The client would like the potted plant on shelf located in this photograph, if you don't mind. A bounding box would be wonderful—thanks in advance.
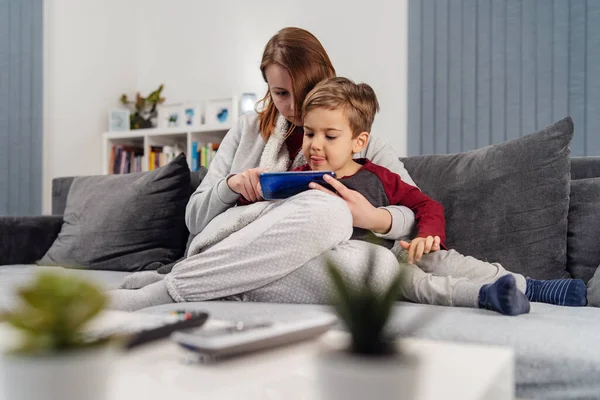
[0,272,115,400]
[120,84,166,129]
[317,243,424,400]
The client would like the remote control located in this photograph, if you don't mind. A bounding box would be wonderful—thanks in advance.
[124,311,209,350]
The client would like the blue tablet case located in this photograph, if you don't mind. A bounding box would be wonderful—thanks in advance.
[260,171,336,200]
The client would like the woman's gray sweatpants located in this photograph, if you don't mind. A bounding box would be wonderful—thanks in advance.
[164,191,527,308]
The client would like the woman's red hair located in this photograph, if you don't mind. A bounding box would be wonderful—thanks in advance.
[258,27,336,140]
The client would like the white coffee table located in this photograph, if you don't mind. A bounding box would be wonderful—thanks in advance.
[0,311,514,400]
[108,323,513,400]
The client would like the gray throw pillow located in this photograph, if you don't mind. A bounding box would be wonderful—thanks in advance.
[401,117,573,279]
[567,177,600,282]
[39,154,191,271]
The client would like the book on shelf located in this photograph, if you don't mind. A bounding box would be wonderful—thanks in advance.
[148,145,185,171]
[110,145,144,174]
[191,142,220,172]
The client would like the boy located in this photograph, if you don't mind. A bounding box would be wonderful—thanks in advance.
[296,77,586,315]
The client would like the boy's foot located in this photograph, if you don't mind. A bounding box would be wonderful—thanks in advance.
[479,275,531,316]
[525,278,587,306]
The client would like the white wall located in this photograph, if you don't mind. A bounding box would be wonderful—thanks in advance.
[136,0,408,152]
[43,0,140,213]
[43,0,408,214]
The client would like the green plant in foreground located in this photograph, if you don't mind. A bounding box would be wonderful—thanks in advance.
[327,247,403,356]
[1,272,108,355]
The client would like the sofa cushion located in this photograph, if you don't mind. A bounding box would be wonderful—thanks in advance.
[51,167,208,216]
[571,157,600,180]
[51,176,75,215]
[567,177,600,281]
[0,265,130,311]
[39,154,191,272]
[401,117,573,279]
[142,301,600,399]
[0,216,63,265]
[586,265,600,306]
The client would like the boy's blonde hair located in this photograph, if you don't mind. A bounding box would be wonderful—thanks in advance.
[302,77,380,138]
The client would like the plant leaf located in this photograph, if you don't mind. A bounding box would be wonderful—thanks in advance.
[4,310,52,333]
[326,261,354,329]
[146,84,164,104]
[5,272,108,354]
[63,285,107,332]
[375,269,403,335]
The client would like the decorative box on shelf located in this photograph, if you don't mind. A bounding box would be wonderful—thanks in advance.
[102,124,232,175]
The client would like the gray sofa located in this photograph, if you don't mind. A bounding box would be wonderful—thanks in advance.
[1,118,600,399]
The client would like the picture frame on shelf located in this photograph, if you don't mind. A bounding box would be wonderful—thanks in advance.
[239,93,257,115]
[182,104,203,128]
[205,98,234,125]
[158,103,184,128]
[108,109,130,132]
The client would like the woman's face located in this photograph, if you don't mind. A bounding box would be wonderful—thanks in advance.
[265,64,301,126]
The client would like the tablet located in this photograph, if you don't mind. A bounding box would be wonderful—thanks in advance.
[259,171,336,200]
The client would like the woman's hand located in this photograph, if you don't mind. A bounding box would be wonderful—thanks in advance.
[227,168,266,203]
[399,236,441,264]
[309,174,392,233]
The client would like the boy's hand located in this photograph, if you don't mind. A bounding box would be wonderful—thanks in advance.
[399,236,441,264]
[309,174,390,233]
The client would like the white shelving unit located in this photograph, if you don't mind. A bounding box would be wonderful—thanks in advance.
[102,124,232,174]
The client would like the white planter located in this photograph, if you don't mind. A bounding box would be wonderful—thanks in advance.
[316,336,422,400]
[0,345,115,400]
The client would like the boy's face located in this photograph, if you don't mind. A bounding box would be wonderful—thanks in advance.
[302,107,368,176]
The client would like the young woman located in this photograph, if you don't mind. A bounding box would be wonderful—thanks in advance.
[110,27,420,310]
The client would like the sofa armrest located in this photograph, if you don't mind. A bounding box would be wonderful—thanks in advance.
[0,216,63,265]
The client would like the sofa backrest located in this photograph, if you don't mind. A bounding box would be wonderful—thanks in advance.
[567,157,600,282]
[51,168,208,215]
[571,157,600,180]
[50,158,600,214]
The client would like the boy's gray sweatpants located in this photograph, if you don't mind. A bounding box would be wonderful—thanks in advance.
[164,191,527,307]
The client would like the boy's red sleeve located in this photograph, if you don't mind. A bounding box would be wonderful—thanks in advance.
[237,196,251,206]
[366,163,446,243]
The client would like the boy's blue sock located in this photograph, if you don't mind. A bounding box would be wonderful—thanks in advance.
[525,278,587,306]
[478,275,530,316]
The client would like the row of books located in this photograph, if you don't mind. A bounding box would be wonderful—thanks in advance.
[148,145,185,171]
[109,145,144,174]
[109,142,219,174]
[191,142,220,171]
